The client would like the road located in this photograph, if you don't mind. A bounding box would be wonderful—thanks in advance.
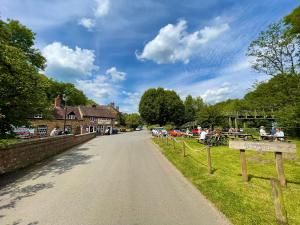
[0,131,231,225]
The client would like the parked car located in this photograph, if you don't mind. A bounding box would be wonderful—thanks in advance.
[152,127,167,136]
[192,129,201,136]
[13,126,34,139]
[112,128,119,134]
[169,129,184,137]
[135,126,143,131]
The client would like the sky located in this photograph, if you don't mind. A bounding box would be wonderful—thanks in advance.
[1,0,299,112]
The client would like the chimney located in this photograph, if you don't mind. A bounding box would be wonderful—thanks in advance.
[54,96,62,108]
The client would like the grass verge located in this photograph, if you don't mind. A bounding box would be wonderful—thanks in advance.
[153,137,300,225]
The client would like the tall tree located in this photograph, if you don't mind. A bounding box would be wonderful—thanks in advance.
[139,88,184,126]
[0,19,49,136]
[247,21,299,76]
[184,95,205,123]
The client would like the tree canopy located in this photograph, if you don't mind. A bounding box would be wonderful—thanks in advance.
[0,19,49,136]
[139,88,184,126]
[247,21,299,76]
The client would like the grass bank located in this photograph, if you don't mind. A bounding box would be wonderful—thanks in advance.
[153,137,300,225]
[0,138,23,148]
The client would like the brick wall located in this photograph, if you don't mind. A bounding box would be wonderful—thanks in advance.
[0,133,96,174]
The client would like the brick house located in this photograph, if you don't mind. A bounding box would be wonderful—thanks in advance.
[30,97,119,136]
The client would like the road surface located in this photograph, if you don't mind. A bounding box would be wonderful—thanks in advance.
[0,131,231,225]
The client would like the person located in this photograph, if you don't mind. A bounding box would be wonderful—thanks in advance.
[274,128,284,141]
[50,127,58,136]
[199,128,208,143]
[259,126,267,136]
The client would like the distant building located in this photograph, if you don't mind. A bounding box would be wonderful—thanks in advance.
[30,96,120,137]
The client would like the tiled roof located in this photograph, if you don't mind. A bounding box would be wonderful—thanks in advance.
[54,106,82,120]
[78,105,117,119]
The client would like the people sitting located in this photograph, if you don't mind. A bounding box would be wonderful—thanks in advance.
[199,128,208,143]
[259,126,267,139]
[274,128,284,141]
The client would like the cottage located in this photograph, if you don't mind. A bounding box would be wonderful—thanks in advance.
[30,97,119,137]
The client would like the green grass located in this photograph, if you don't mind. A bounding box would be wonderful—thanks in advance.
[0,138,23,148]
[153,137,300,225]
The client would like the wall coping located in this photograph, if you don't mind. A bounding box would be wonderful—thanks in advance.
[0,133,95,150]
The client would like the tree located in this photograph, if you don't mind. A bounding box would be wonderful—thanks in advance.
[39,74,89,106]
[139,88,184,126]
[247,21,299,76]
[184,95,205,123]
[124,113,142,129]
[285,5,300,37]
[197,105,225,129]
[0,19,49,136]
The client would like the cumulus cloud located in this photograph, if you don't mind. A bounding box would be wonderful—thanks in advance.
[42,42,97,81]
[76,75,117,100]
[201,83,235,104]
[78,17,96,30]
[94,0,110,17]
[76,66,126,102]
[121,91,141,113]
[106,67,126,82]
[136,19,229,64]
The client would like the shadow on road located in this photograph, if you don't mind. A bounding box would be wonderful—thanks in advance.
[0,144,94,217]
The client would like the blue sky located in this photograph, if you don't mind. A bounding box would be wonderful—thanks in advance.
[1,0,299,112]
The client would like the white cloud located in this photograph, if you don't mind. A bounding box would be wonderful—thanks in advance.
[201,83,235,104]
[76,66,127,103]
[121,91,141,113]
[137,19,229,64]
[106,67,126,82]
[78,17,96,30]
[42,42,97,81]
[76,75,117,100]
[94,0,110,17]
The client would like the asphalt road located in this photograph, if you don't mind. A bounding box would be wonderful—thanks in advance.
[0,131,231,225]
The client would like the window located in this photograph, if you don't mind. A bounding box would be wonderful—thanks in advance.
[33,114,43,119]
[37,125,47,136]
[67,112,76,120]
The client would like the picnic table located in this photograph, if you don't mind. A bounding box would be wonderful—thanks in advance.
[261,135,288,142]
[225,132,254,141]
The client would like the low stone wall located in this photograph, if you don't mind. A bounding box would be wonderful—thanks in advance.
[0,133,96,174]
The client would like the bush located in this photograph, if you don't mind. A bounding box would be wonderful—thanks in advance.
[243,128,259,137]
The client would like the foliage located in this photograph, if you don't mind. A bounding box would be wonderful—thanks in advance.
[139,88,184,126]
[39,74,89,106]
[244,73,300,111]
[285,5,300,37]
[154,137,300,225]
[184,95,205,123]
[124,113,142,129]
[247,20,299,76]
[0,19,49,136]
[197,105,225,128]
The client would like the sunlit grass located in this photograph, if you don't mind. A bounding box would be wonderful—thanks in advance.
[153,137,300,225]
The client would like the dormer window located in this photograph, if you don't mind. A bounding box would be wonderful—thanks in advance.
[67,112,76,120]
[34,114,43,119]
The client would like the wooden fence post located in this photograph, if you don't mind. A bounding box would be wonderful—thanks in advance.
[240,149,248,182]
[173,138,176,150]
[207,146,212,174]
[271,179,288,224]
[275,152,286,187]
[183,142,186,157]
